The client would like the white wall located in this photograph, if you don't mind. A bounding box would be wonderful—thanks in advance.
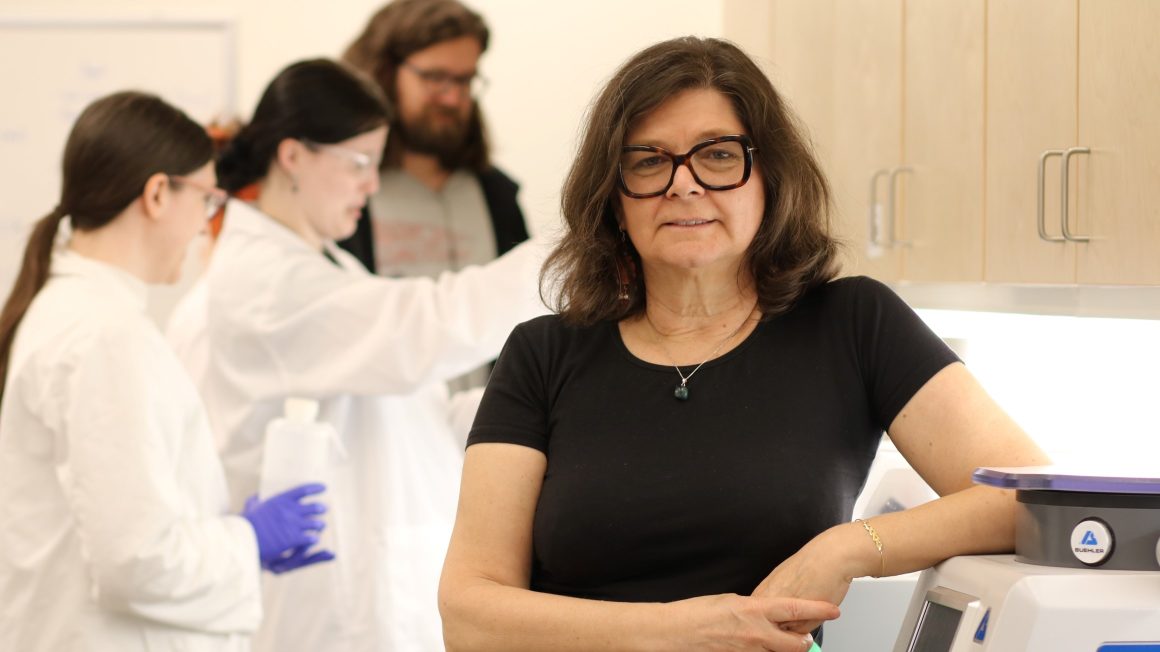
[0,0,724,236]
[917,309,1160,468]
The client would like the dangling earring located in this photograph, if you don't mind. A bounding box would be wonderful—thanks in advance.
[617,269,630,301]
[616,229,636,302]
[289,175,299,193]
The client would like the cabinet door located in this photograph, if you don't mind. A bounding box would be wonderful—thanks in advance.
[729,0,898,280]
[985,0,1077,283]
[901,0,985,282]
[1076,0,1160,284]
[764,0,835,167]
[830,0,904,281]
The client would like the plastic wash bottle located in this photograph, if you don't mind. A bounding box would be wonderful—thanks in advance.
[259,397,344,551]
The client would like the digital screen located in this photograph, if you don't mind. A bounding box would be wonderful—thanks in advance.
[909,601,964,652]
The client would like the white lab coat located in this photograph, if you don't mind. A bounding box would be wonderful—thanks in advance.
[187,200,548,652]
[0,250,262,652]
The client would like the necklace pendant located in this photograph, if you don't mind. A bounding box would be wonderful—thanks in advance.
[674,384,689,401]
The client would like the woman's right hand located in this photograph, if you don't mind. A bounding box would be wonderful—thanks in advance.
[661,593,837,651]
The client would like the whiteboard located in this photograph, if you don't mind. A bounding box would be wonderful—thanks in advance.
[0,14,235,325]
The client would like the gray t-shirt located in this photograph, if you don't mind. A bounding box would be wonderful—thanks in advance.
[368,169,497,392]
[369,169,496,279]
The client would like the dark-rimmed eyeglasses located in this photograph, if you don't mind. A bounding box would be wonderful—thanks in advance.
[169,175,228,221]
[618,134,758,199]
[401,61,488,98]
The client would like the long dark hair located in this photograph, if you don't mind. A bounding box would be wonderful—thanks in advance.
[342,0,491,171]
[217,59,391,193]
[544,36,842,326]
[0,91,213,404]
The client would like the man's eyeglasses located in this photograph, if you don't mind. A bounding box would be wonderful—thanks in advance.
[301,140,381,177]
[401,61,488,98]
[618,134,758,199]
[169,175,228,221]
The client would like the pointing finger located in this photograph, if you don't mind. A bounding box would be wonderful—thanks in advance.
[759,597,839,626]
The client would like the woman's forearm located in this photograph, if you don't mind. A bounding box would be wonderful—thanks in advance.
[846,486,1020,578]
[439,579,668,652]
[440,577,834,652]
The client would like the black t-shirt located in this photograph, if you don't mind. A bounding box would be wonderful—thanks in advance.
[468,276,959,603]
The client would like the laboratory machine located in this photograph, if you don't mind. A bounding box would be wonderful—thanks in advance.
[892,467,1160,652]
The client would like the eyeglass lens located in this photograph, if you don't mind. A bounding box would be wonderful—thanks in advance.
[620,139,748,196]
[304,141,378,175]
[406,63,486,97]
[170,175,226,220]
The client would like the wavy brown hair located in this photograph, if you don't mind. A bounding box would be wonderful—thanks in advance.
[544,36,841,326]
[342,0,491,171]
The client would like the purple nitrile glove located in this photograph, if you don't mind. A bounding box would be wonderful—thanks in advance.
[267,543,336,574]
[241,483,331,571]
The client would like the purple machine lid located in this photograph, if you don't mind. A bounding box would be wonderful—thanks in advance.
[974,466,1160,494]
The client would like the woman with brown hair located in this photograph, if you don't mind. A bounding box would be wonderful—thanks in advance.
[439,37,1049,651]
[0,89,336,649]
[0,91,331,651]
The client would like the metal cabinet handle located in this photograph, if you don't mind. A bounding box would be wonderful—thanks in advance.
[868,169,890,245]
[1060,146,1091,242]
[1037,149,1065,242]
[886,166,913,247]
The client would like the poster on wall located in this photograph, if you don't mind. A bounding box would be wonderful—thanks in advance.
[0,14,235,325]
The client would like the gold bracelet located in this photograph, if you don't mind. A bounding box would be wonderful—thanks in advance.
[854,518,886,578]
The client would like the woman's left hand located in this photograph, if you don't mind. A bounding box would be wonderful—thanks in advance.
[751,523,875,634]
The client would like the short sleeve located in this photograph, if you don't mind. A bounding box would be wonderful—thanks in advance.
[466,320,552,453]
[848,277,961,429]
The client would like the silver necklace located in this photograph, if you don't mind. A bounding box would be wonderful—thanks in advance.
[645,308,754,401]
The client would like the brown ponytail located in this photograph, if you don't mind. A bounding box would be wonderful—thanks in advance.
[0,91,212,406]
[0,207,65,401]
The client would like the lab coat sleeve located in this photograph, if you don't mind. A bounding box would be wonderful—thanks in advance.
[231,236,551,399]
[60,320,262,633]
[448,386,486,448]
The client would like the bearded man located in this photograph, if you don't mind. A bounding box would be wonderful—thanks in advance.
[341,0,530,391]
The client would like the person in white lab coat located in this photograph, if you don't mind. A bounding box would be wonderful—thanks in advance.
[0,91,335,652]
[178,59,548,652]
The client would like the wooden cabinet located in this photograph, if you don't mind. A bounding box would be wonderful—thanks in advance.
[902,0,985,282]
[726,0,1160,286]
[830,0,905,281]
[728,0,984,282]
[987,0,1160,285]
[985,0,1077,283]
[1075,0,1160,284]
